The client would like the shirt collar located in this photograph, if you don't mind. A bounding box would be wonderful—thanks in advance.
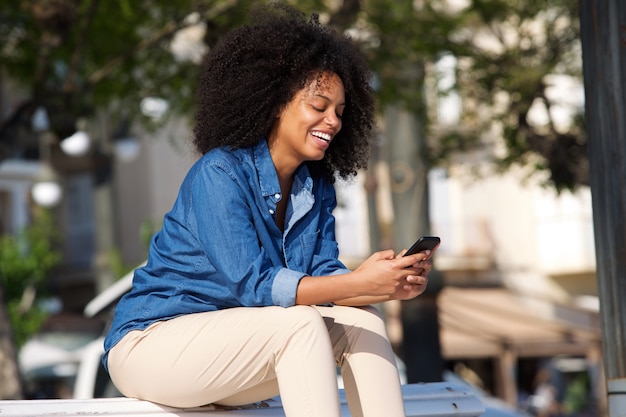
[253,139,281,197]
[252,139,313,197]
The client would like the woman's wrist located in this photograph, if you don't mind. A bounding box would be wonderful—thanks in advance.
[295,272,362,305]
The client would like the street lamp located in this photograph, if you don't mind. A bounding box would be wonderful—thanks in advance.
[112,118,140,163]
[30,166,62,207]
[60,118,91,157]
[60,130,91,157]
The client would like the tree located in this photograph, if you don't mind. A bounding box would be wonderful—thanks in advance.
[426,0,584,192]
[0,290,22,399]
[351,0,584,383]
[0,208,61,348]
[0,208,61,399]
[579,1,626,415]
[0,0,254,156]
[358,0,583,190]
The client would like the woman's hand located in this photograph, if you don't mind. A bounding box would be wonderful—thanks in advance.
[393,249,431,300]
[352,249,431,301]
[296,249,432,306]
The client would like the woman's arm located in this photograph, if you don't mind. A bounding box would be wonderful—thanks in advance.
[295,250,431,306]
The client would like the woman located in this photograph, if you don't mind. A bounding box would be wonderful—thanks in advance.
[104,5,432,417]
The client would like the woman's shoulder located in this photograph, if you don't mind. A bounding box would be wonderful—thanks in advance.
[175,146,260,198]
[188,146,254,176]
[201,146,251,165]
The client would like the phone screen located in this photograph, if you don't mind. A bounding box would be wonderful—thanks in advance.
[403,236,440,259]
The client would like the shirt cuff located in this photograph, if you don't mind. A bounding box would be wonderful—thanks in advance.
[330,268,351,276]
[272,268,306,307]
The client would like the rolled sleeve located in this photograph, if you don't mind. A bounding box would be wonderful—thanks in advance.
[272,268,307,307]
[330,268,351,276]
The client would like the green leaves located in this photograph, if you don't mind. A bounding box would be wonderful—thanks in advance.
[0,0,585,190]
[0,208,61,347]
[430,0,584,190]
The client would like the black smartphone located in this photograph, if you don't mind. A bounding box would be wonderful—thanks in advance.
[403,236,440,259]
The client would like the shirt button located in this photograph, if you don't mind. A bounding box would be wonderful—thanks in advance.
[274,193,281,199]
[269,209,275,215]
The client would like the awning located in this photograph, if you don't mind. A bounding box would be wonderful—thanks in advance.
[438,287,602,359]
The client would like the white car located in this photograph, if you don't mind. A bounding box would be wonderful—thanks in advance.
[19,332,119,399]
[18,268,138,399]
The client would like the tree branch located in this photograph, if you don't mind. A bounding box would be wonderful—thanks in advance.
[64,0,101,95]
[87,0,236,86]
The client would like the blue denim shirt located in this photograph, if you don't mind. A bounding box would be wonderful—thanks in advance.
[103,139,350,366]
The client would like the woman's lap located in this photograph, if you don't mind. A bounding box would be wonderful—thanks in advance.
[107,305,403,416]
[108,306,333,407]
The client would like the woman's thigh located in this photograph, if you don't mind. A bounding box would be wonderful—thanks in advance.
[108,306,332,408]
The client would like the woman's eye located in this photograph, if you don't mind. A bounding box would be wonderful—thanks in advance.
[312,104,343,120]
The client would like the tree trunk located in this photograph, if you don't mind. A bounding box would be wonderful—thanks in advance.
[385,105,445,383]
[0,285,23,399]
[579,1,626,415]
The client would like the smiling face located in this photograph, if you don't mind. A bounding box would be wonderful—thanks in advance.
[268,72,345,177]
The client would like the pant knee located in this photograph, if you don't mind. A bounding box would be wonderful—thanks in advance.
[358,305,385,323]
[285,305,327,331]
[332,305,387,335]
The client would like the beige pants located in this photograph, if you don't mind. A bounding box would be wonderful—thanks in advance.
[108,305,405,417]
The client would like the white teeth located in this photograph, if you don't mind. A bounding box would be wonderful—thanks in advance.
[312,131,331,142]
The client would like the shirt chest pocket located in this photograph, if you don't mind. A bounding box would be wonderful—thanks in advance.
[300,231,319,248]
[286,231,319,271]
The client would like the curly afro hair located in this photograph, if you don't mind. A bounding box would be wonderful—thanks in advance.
[193,3,375,181]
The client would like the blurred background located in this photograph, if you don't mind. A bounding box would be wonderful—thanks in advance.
[0,1,600,416]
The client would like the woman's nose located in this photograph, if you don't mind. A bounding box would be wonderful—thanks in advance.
[325,113,341,128]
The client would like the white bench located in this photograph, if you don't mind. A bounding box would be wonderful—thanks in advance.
[0,383,485,416]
